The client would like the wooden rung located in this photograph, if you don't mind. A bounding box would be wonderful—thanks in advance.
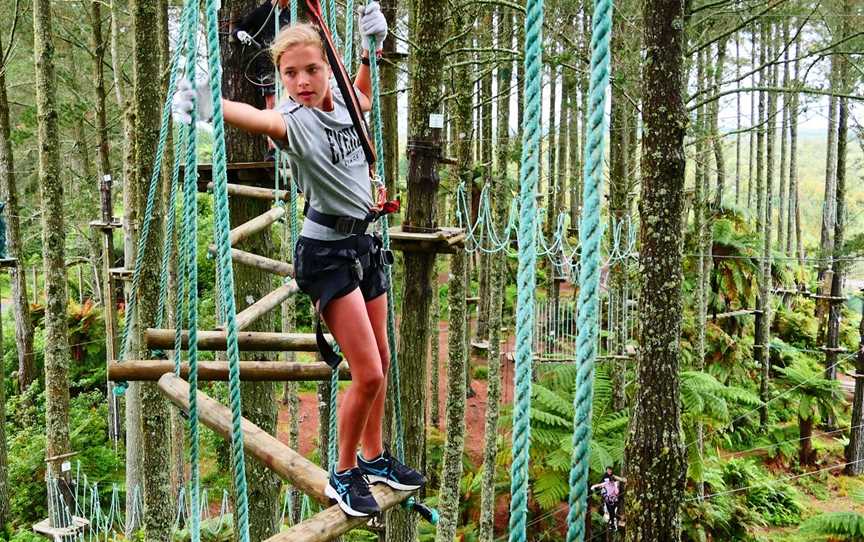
[266,485,413,542]
[157,373,330,502]
[0,258,17,268]
[145,329,329,351]
[210,182,290,201]
[811,294,848,302]
[465,296,480,304]
[108,360,350,381]
[32,517,89,538]
[230,206,286,247]
[234,282,300,331]
[209,246,294,277]
[820,346,848,353]
[712,309,761,319]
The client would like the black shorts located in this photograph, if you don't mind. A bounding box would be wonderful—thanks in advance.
[293,233,390,310]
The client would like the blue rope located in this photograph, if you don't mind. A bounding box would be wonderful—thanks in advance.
[202,0,251,540]
[508,0,543,538]
[565,0,613,539]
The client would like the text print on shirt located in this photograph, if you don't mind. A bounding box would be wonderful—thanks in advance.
[325,126,364,167]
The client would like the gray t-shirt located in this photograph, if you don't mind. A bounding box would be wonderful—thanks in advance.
[274,83,374,240]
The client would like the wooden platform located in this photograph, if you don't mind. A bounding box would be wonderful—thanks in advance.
[184,162,283,191]
[32,516,89,539]
[157,374,415,542]
[108,360,350,381]
[89,219,123,230]
[0,257,17,268]
[109,267,133,281]
[387,226,465,254]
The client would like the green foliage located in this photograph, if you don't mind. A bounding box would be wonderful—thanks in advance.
[800,512,864,541]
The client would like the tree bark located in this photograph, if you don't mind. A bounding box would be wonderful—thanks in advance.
[753,21,767,426]
[845,293,864,475]
[624,0,687,538]
[132,0,173,537]
[711,37,727,209]
[776,20,789,252]
[387,0,447,537]
[818,55,838,272]
[33,0,73,518]
[0,269,7,529]
[430,276,441,428]
[799,415,815,467]
[434,250,468,542]
[0,32,35,394]
[380,0,399,197]
[90,0,111,178]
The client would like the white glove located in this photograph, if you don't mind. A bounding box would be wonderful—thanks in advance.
[358,2,387,50]
[172,77,214,125]
[235,30,254,46]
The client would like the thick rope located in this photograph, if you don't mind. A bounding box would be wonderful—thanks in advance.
[368,39,405,462]
[203,0,251,539]
[508,0,543,538]
[565,0,612,539]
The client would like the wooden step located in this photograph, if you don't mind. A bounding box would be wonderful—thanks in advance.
[209,182,290,202]
[234,281,300,331]
[145,329,328,351]
[209,247,294,277]
[157,373,414,532]
[387,225,465,254]
[230,206,286,246]
[109,360,349,381]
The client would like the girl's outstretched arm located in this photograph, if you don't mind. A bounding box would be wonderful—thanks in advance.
[222,99,288,143]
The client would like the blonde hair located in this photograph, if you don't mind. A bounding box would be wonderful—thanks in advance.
[270,23,326,68]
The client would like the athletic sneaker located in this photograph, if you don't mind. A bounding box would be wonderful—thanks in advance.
[325,468,380,517]
[357,450,426,491]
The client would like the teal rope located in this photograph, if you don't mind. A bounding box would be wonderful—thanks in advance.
[290,0,297,24]
[328,367,339,472]
[565,0,612,539]
[508,0,543,538]
[326,0,341,49]
[202,1,251,540]
[343,0,355,68]
[368,37,405,462]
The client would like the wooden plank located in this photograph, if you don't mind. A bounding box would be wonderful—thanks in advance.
[209,246,294,277]
[145,329,328,351]
[157,373,330,502]
[234,281,300,331]
[266,485,413,542]
[209,182,290,202]
[230,206,286,246]
[387,226,465,254]
[109,360,350,381]
[711,309,761,319]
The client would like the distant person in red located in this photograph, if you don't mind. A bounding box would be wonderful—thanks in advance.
[232,0,291,160]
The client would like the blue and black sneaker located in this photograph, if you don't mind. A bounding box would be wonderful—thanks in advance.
[325,468,380,517]
[358,449,426,491]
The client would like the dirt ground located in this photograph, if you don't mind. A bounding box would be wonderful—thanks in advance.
[275,315,517,464]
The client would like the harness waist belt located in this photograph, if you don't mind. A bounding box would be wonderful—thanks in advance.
[304,203,373,235]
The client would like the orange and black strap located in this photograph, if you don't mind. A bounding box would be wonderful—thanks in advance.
[301,0,376,166]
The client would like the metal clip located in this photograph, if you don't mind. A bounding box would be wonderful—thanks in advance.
[353,259,364,282]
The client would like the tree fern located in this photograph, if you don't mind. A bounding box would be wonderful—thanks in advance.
[800,512,864,540]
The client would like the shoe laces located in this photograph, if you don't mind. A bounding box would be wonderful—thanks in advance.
[346,468,372,497]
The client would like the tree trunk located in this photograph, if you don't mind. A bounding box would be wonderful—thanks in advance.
[624,0,687,538]
[0,32,35,394]
[753,21,767,426]
[734,32,741,206]
[818,56,838,272]
[131,0,173,537]
[90,0,111,177]
[475,7,494,349]
[776,20,789,252]
[758,21,776,429]
[381,0,399,197]
[799,415,815,467]
[387,0,446,538]
[845,293,864,475]
[0,276,7,529]
[711,37,727,209]
[430,276,441,428]
[434,250,468,542]
[33,0,73,519]
[787,33,800,259]
[747,25,756,210]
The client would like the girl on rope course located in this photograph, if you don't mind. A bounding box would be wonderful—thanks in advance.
[172,3,424,518]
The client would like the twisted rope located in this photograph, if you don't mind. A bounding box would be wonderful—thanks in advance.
[565,0,613,539]
[508,0,543,538]
[368,38,405,462]
[203,0,251,539]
